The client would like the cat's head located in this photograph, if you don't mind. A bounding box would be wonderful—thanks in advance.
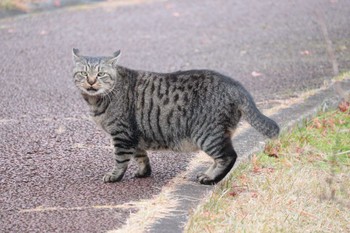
[72,49,121,96]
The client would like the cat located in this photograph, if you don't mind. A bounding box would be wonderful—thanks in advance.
[72,49,279,185]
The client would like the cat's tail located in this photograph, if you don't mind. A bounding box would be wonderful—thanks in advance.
[237,87,280,139]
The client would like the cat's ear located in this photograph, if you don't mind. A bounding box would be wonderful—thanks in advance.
[72,48,83,64]
[107,50,121,67]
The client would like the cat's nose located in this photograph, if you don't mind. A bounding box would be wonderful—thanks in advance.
[87,77,97,85]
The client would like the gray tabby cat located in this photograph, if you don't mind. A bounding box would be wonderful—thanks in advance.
[72,49,279,185]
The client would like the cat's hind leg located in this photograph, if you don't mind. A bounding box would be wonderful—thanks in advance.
[134,149,152,178]
[197,137,237,185]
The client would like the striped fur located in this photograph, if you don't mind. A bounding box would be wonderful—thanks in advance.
[72,49,280,185]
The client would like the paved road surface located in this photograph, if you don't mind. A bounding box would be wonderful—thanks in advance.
[0,0,349,232]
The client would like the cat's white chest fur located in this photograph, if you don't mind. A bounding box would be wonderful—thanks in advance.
[91,114,105,129]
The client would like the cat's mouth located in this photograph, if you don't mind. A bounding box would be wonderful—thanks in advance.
[87,87,98,93]
[85,87,101,95]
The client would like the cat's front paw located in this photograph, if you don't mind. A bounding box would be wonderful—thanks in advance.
[103,172,124,183]
[197,173,216,185]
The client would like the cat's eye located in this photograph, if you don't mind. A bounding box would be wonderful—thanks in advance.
[97,72,106,77]
[80,71,88,76]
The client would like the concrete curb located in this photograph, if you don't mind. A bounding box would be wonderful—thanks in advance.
[148,79,350,233]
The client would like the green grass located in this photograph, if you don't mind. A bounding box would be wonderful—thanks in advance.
[0,0,47,11]
[185,104,350,233]
[0,0,16,10]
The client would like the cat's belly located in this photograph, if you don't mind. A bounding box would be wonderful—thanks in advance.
[138,138,199,153]
[176,139,199,152]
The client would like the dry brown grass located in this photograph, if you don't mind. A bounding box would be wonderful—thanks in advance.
[185,107,350,233]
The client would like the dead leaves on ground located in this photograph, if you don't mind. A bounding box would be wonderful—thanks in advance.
[227,154,274,198]
[227,103,349,201]
[251,154,277,173]
[227,178,259,199]
[338,101,349,113]
[307,103,349,134]
[309,117,336,131]
[264,143,281,158]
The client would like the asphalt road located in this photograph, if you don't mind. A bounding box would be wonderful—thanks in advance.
[0,0,349,232]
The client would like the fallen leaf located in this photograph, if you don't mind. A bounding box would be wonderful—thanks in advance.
[296,147,304,154]
[311,118,322,129]
[299,210,317,218]
[251,154,261,173]
[251,71,263,77]
[338,119,345,125]
[266,167,275,173]
[239,174,249,186]
[300,50,311,55]
[202,211,211,217]
[281,158,293,167]
[268,152,279,158]
[228,191,237,197]
[323,119,335,129]
[54,0,61,7]
[338,101,349,112]
[231,184,248,194]
[264,144,280,158]
[251,192,258,198]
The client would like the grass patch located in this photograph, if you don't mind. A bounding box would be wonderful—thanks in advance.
[0,0,16,10]
[0,0,46,11]
[333,71,350,81]
[185,103,350,233]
